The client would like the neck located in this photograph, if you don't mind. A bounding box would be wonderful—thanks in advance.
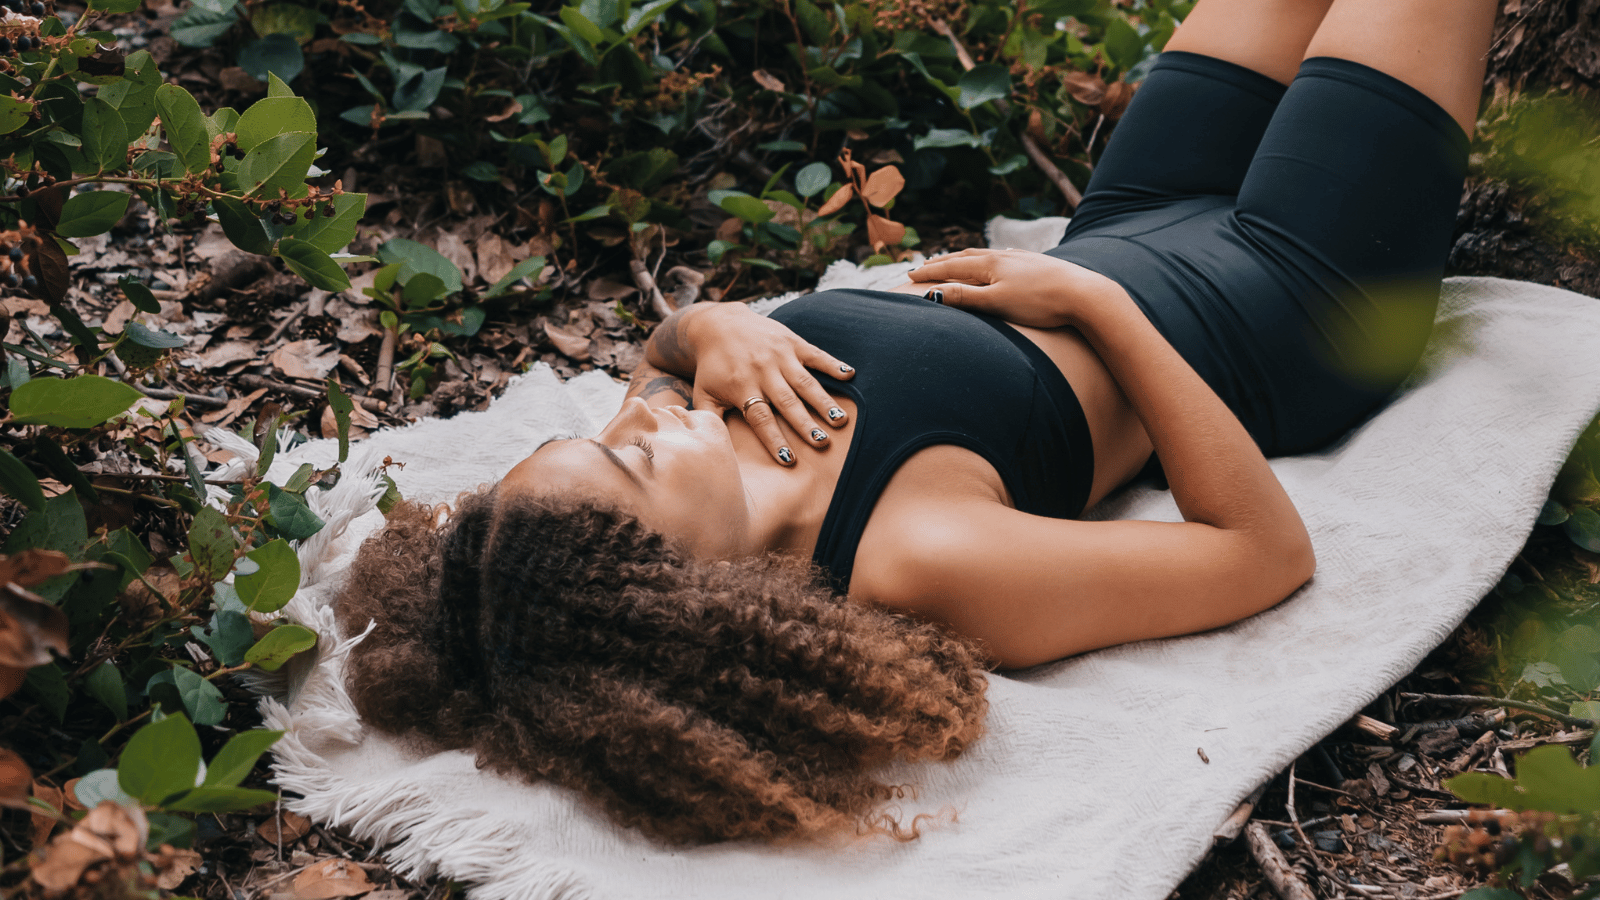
[725,408,853,560]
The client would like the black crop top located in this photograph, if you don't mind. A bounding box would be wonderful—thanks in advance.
[767,290,1094,592]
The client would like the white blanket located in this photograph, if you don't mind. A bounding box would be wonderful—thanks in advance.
[246,217,1600,900]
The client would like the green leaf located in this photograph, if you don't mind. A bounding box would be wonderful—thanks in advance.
[0,448,45,511]
[119,712,202,805]
[1444,771,1522,807]
[88,0,141,12]
[99,50,161,137]
[277,238,351,291]
[567,204,612,223]
[163,785,279,813]
[238,131,316,197]
[187,506,237,582]
[708,190,774,224]
[10,375,141,428]
[266,483,324,540]
[147,666,227,726]
[74,769,138,808]
[23,664,68,723]
[559,6,605,45]
[204,729,283,787]
[377,473,402,515]
[85,661,128,720]
[198,608,254,666]
[956,63,1011,109]
[377,238,463,293]
[402,271,448,307]
[1459,890,1524,900]
[326,380,353,463]
[1565,505,1600,552]
[1102,17,1145,72]
[171,5,236,45]
[794,0,830,44]
[795,162,831,199]
[213,196,275,255]
[234,95,317,151]
[282,192,366,254]
[146,812,197,850]
[79,98,129,172]
[913,128,984,150]
[0,95,32,136]
[124,321,185,349]
[154,85,211,174]
[1513,744,1600,812]
[245,623,318,671]
[235,539,300,613]
[120,276,160,314]
[238,33,305,83]
[483,256,546,300]
[283,462,314,493]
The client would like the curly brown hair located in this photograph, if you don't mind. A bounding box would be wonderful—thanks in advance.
[337,489,989,844]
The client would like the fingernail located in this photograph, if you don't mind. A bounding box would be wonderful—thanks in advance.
[838,363,853,374]
[924,289,944,304]
[777,447,794,465]
[810,428,827,443]
[827,407,845,422]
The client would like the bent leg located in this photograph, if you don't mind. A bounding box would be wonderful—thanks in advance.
[1164,0,1335,87]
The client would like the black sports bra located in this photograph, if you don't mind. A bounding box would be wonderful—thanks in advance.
[768,290,1094,592]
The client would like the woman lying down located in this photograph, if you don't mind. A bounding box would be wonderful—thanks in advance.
[336,0,1494,845]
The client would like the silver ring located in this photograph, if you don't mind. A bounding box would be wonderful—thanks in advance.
[741,396,771,414]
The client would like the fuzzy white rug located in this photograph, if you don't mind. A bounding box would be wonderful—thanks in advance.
[233,218,1600,900]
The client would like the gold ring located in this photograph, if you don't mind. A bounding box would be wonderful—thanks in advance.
[741,397,771,413]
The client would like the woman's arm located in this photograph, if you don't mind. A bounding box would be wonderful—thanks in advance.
[643,302,855,463]
[867,251,1315,666]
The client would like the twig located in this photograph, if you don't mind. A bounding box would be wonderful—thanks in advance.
[135,385,229,409]
[375,327,397,396]
[1288,760,1351,891]
[1350,713,1399,743]
[265,299,310,344]
[930,20,1083,210]
[78,469,241,487]
[1417,810,1472,825]
[1293,776,1357,798]
[1213,783,1267,846]
[239,374,386,412]
[1245,821,1316,900]
[1399,692,1597,729]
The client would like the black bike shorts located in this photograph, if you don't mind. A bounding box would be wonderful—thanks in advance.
[1048,51,1469,456]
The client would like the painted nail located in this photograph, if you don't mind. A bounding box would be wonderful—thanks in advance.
[777,447,794,465]
[838,363,853,374]
[827,407,845,422]
[924,289,944,304]
[810,428,827,443]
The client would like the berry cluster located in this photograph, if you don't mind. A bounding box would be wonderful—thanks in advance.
[0,235,37,292]
[4,0,48,16]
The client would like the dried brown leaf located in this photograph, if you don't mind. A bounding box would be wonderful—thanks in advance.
[586,277,637,302]
[0,549,72,588]
[435,231,477,285]
[474,233,519,287]
[200,387,270,426]
[269,340,340,381]
[1062,71,1106,106]
[258,810,313,845]
[815,183,854,217]
[838,148,867,190]
[0,583,70,676]
[0,748,29,808]
[1099,80,1133,120]
[290,858,374,899]
[859,166,905,208]
[751,69,786,92]
[196,340,261,370]
[543,323,591,361]
[30,780,62,847]
[155,846,203,891]
[484,99,523,122]
[866,214,906,252]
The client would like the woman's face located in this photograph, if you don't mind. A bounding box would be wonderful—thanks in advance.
[501,398,752,558]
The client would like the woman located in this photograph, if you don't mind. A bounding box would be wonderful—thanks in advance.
[339,0,1496,844]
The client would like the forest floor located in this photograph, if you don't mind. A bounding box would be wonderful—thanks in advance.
[5,0,1600,897]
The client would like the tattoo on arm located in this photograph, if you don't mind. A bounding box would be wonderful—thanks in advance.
[627,373,694,408]
[649,306,695,374]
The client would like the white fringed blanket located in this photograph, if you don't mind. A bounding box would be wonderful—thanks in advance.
[240,219,1600,900]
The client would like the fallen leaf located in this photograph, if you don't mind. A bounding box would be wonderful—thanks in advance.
[435,231,477,285]
[290,857,374,899]
[154,846,203,890]
[102,299,137,336]
[1062,70,1106,106]
[1100,80,1133,119]
[201,387,271,427]
[30,780,62,847]
[0,748,29,808]
[474,233,519,287]
[0,549,73,588]
[752,69,786,92]
[219,66,262,93]
[586,277,637,301]
[0,584,70,676]
[543,322,591,361]
[196,340,261,370]
[29,802,149,893]
[270,340,340,381]
[258,809,313,845]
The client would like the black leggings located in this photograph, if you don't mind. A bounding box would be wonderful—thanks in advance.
[1048,51,1469,456]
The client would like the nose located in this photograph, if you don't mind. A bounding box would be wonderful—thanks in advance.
[599,397,660,441]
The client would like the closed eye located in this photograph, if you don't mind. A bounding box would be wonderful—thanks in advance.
[627,436,655,462]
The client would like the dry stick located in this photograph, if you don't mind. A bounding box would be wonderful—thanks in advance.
[1245,822,1317,900]
[135,385,229,409]
[374,327,397,398]
[930,20,1084,210]
[1288,760,1353,893]
[238,374,386,412]
[1213,782,1268,846]
[265,299,310,344]
[1399,692,1597,729]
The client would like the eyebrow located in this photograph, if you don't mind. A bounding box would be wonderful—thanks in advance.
[588,440,644,488]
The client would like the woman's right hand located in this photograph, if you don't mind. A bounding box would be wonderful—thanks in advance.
[908,249,1109,329]
[646,302,854,465]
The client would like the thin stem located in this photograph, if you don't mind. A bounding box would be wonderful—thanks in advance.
[1398,692,1597,729]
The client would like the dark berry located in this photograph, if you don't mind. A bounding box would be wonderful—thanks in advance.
[8,245,22,262]
[322,204,335,218]
[2,272,17,287]
[29,1,43,14]
[17,36,30,52]
[277,211,295,225]
[0,37,12,54]
[20,274,36,290]
[304,208,314,220]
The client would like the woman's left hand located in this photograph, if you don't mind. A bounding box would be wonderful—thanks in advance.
[906,248,1103,328]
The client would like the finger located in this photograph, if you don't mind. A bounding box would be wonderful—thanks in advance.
[796,341,855,383]
[911,251,994,285]
[692,385,722,414]
[923,281,999,314]
[772,369,835,445]
[739,398,796,466]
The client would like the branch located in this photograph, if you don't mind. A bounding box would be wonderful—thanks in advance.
[1399,692,1597,729]
[931,20,1083,210]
